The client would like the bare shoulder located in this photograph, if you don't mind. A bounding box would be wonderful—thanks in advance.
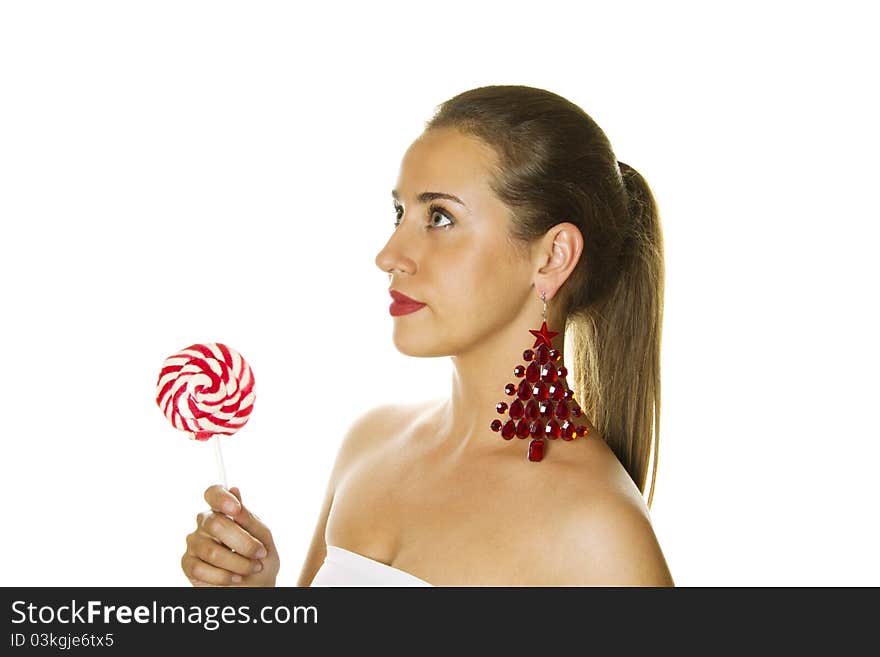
[536,441,674,586]
[558,488,673,586]
[347,398,440,448]
[331,399,440,480]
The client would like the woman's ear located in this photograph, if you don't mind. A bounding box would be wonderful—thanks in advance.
[534,222,583,301]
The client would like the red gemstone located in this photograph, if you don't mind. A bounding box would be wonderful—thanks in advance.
[563,388,574,401]
[490,419,502,432]
[561,421,575,440]
[529,420,544,438]
[501,420,516,439]
[544,419,560,439]
[558,365,568,378]
[505,383,516,396]
[509,398,524,419]
[577,425,589,437]
[530,321,559,349]
[516,419,531,438]
[572,405,582,417]
[528,439,545,461]
[523,349,535,361]
[549,349,560,362]
[495,401,508,414]
[536,344,550,364]
[556,403,570,420]
[514,365,525,377]
[532,381,548,401]
[517,379,532,400]
[541,364,558,383]
[525,361,541,383]
[550,384,565,401]
[539,400,553,417]
[525,399,539,420]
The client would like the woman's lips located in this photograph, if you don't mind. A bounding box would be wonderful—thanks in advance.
[389,289,426,316]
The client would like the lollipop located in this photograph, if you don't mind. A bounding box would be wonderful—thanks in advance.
[155,342,255,488]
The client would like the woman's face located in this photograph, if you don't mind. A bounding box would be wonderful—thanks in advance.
[375,127,534,358]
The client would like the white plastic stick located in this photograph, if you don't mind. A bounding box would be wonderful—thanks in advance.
[212,434,228,490]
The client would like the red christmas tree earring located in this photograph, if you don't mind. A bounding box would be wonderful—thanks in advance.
[490,289,590,461]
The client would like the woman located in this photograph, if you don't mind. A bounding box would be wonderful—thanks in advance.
[181,85,673,586]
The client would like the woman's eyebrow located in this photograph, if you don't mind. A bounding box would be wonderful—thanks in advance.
[391,189,467,208]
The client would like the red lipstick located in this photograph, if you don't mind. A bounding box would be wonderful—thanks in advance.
[389,289,426,316]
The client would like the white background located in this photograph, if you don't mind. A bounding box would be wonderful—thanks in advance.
[1,1,877,586]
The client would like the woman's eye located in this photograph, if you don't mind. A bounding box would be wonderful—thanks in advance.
[392,204,455,230]
[429,206,454,229]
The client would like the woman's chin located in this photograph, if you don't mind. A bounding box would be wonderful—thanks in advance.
[391,332,448,359]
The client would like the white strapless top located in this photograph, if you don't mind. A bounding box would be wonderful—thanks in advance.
[310,545,434,587]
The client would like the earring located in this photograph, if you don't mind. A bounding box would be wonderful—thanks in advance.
[490,289,590,461]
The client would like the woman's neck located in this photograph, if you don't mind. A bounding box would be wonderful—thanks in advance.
[435,311,570,460]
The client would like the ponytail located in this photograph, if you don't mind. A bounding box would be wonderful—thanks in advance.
[568,161,665,507]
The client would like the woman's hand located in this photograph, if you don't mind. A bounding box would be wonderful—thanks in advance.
[181,485,280,586]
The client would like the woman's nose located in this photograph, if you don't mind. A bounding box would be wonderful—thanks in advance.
[375,226,418,276]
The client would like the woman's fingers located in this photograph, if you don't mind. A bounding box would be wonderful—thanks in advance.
[201,484,271,557]
[186,531,264,577]
[181,553,244,586]
[182,485,279,587]
[204,484,241,516]
[223,489,274,555]
[195,510,267,559]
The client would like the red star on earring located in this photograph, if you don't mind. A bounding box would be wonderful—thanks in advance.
[529,320,559,349]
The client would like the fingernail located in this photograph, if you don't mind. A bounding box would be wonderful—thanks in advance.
[224,501,238,514]
[231,574,242,583]
[255,547,267,559]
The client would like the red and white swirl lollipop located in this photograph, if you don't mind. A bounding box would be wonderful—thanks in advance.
[155,342,255,488]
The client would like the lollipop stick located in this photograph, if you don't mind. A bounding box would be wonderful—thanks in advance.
[212,434,228,490]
